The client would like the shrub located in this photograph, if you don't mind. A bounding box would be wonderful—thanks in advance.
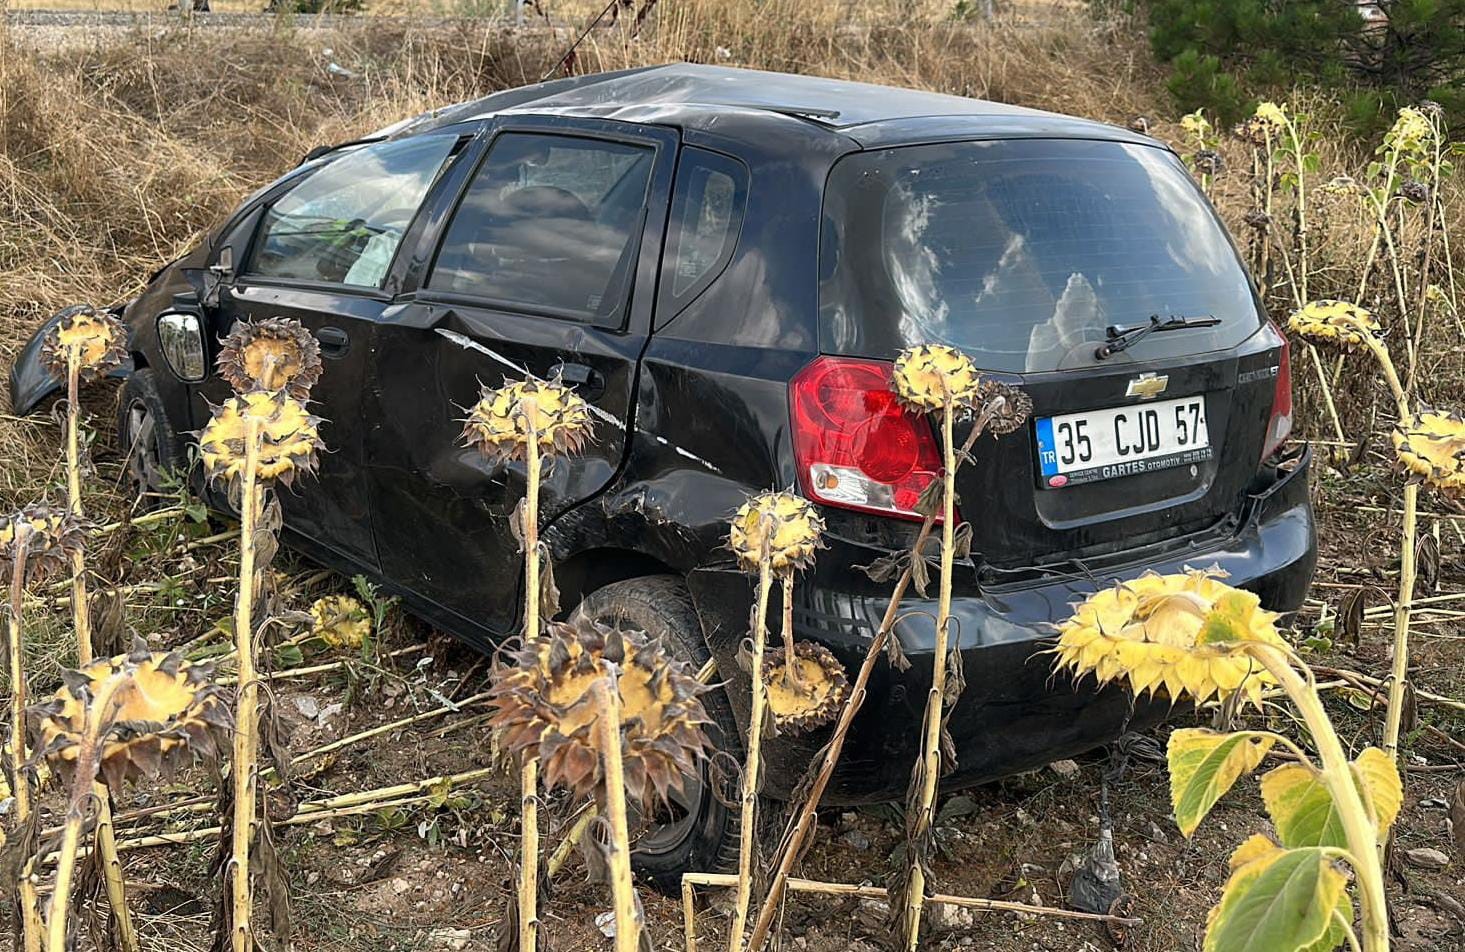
[1128,0,1465,132]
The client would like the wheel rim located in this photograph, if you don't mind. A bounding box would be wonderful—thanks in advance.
[631,760,706,858]
[124,399,163,494]
[582,604,714,860]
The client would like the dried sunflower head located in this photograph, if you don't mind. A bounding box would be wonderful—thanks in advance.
[31,643,229,789]
[762,642,849,734]
[1192,149,1225,177]
[309,595,371,649]
[891,344,980,411]
[728,491,824,575]
[489,618,712,806]
[198,390,324,487]
[1316,175,1360,200]
[1392,408,1465,494]
[1051,568,1290,708]
[1398,180,1431,204]
[0,505,87,586]
[462,378,594,464]
[216,317,323,400]
[975,379,1033,436]
[1287,300,1381,350]
[39,305,127,383]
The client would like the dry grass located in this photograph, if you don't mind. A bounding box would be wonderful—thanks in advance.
[4,1,1461,459]
[0,2,1170,496]
[0,5,1462,950]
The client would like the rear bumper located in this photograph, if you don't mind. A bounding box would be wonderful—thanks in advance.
[687,446,1316,803]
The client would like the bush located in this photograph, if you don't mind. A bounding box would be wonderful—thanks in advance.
[1131,0,1465,132]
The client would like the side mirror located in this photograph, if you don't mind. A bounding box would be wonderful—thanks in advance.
[157,312,208,382]
[203,246,234,309]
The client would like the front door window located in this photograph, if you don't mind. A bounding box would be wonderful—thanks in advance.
[428,132,655,326]
[248,135,457,288]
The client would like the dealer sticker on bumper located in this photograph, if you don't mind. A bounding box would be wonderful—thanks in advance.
[1035,395,1213,488]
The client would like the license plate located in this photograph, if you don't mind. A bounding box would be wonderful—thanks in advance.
[1035,395,1212,488]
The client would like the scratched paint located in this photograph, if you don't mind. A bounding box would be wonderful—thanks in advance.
[434,327,722,473]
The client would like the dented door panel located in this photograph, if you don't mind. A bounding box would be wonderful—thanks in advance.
[366,303,645,633]
[362,116,680,636]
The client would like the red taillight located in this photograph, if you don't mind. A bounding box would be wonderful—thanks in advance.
[1262,324,1294,460]
[790,356,943,521]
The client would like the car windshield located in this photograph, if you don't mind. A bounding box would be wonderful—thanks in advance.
[819,138,1262,372]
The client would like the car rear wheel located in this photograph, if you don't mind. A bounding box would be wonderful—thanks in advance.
[570,574,740,892]
[115,368,185,506]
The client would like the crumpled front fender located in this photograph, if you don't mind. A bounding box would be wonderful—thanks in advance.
[8,305,134,415]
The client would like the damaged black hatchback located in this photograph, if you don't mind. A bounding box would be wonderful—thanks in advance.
[11,64,1317,887]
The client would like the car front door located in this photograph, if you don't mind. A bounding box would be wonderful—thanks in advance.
[204,133,468,571]
[363,117,678,641]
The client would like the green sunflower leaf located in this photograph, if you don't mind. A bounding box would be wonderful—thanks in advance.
[1168,728,1275,838]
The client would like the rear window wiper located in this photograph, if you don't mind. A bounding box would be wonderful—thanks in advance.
[1095,313,1221,360]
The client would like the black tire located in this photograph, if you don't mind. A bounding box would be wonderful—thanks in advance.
[115,368,186,506]
[571,575,740,892]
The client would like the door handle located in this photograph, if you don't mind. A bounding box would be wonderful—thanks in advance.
[552,361,605,401]
[317,326,350,359]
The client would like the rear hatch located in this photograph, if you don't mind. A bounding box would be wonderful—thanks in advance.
[815,137,1289,570]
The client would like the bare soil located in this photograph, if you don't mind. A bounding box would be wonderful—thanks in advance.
[33,455,1455,952]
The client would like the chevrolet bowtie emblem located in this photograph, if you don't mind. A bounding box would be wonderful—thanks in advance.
[1126,373,1169,400]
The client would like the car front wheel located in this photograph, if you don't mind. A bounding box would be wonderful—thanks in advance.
[571,574,741,892]
[115,368,185,506]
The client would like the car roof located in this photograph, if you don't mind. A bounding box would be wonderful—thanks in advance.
[386,63,1155,150]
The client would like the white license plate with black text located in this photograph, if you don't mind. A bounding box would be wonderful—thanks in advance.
[1035,396,1212,488]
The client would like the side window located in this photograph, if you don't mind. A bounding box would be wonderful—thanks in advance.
[659,148,748,321]
[246,135,458,288]
[427,132,655,324]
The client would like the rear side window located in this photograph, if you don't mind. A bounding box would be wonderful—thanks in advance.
[659,148,747,320]
[819,139,1260,372]
[428,132,655,325]
[247,136,457,288]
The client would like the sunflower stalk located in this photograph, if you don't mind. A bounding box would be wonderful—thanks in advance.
[594,670,640,952]
[779,573,801,689]
[728,538,773,952]
[546,806,597,879]
[7,524,43,952]
[1289,301,1427,768]
[1263,104,1345,448]
[1356,334,1416,764]
[228,419,261,952]
[517,403,543,952]
[1244,644,1390,951]
[899,399,959,952]
[745,510,937,952]
[748,415,990,952]
[61,350,140,952]
[63,362,91,659]
[691,870,1144,952]
[44,672,126,952]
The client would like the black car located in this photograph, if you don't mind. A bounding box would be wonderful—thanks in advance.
[11,64,1316,887]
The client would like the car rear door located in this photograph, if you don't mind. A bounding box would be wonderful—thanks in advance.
[204,133,467,571]
[362,116,678,639]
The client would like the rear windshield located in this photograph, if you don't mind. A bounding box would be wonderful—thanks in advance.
[819,138,1261,372]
